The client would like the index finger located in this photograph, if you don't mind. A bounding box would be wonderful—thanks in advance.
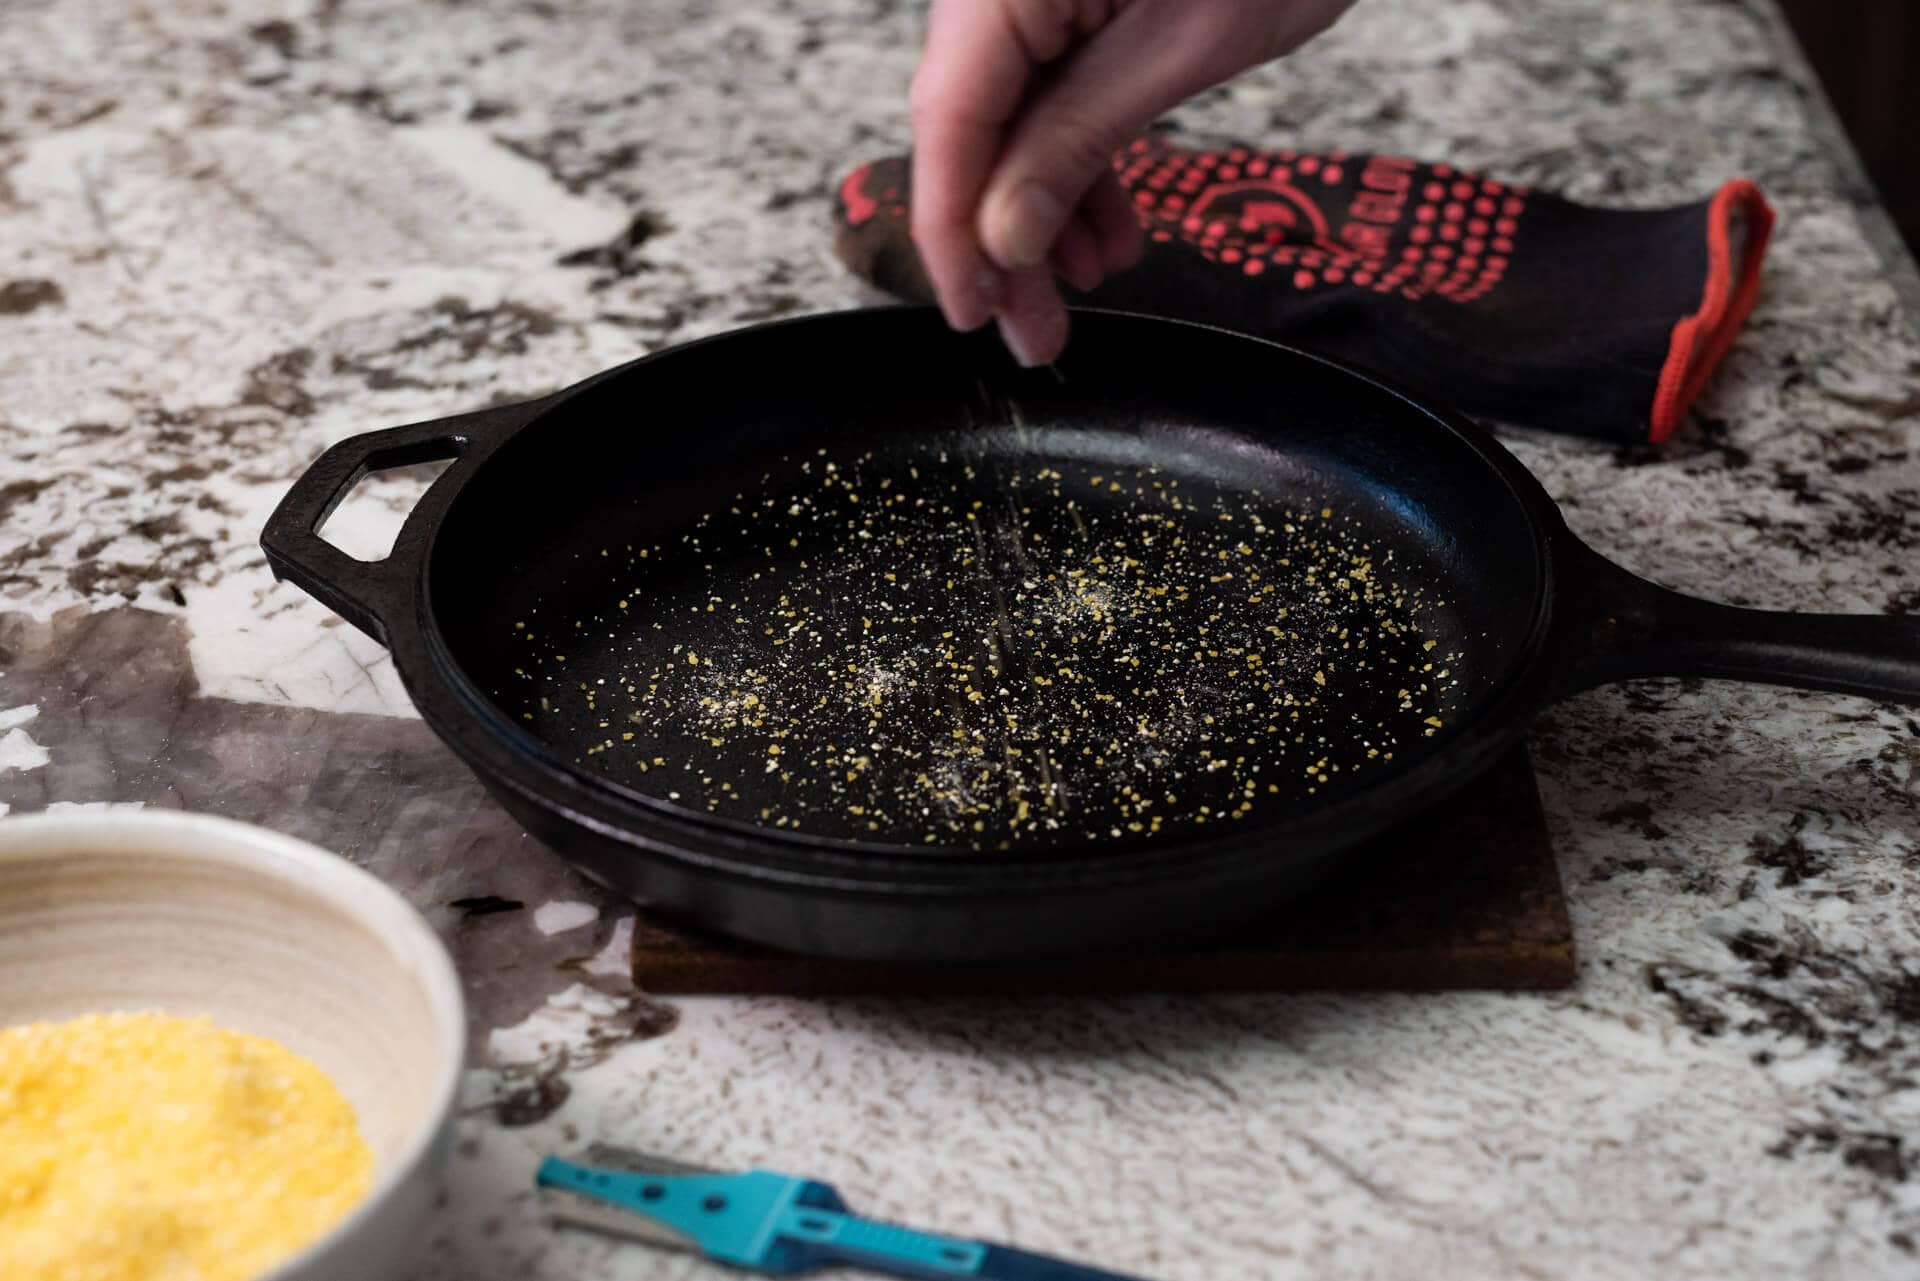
[907,0,1036,332]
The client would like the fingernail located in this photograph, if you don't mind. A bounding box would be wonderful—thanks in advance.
[994,183,1068,268]
[939,295,987,333]
[939,263,1006,333]
[995,307,1067,369]
[996,314,1038,367]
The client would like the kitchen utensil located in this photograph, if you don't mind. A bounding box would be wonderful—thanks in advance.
[261,306,1920,961]
[539,1144,1150,1280]
[0,810,465,1281]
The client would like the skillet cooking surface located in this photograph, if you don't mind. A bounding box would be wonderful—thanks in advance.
[430,313,1544,854]
[497,440,1463,849]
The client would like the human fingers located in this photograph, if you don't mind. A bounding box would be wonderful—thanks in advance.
[974,3,1218,270]
[1050,215,1104,293]
[908,0,1089,330]
[976,0,1357,270]
[1082,170,1144,272]
[994,266,1069,367]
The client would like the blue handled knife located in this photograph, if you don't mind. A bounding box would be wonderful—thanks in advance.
[537,1144,1154,1281]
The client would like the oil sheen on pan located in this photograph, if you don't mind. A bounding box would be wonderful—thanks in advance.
[498,444,1465,852]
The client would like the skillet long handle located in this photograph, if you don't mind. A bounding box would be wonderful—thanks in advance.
[1556,537,1920,705]
[260,401,540,645]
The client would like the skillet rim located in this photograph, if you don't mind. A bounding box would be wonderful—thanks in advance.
[393,306,1570,892]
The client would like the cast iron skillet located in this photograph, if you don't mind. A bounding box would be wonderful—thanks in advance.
[262,308,1920,961]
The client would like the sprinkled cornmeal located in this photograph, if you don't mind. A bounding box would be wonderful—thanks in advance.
[0,1012,372,1281]
[503,443,1467,850]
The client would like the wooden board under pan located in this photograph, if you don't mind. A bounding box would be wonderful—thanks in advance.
[630,748,1573,995]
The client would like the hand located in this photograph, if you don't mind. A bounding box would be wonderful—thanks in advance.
[909,0,1359,365]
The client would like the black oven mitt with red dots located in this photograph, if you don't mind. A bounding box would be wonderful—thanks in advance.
[833,135,1774,444]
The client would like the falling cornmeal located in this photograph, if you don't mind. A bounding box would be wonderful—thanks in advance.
[265,308,1920,961]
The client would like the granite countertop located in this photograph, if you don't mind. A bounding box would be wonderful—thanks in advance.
[3,0,1918,1277]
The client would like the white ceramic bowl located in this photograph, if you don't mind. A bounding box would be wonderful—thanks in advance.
[0,810,465,1281]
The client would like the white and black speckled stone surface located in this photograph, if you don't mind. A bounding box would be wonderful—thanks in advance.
[2,1,1917,1277]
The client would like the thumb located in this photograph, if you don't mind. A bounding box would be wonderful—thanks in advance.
[975,6,1229,270]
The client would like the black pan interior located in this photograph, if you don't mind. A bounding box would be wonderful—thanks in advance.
[428,310,1544,854]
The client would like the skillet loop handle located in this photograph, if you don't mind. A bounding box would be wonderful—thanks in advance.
[260,401,538,646]
[1557,539,1920,706]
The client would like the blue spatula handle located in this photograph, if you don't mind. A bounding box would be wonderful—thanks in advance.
[774,1204,985,1276]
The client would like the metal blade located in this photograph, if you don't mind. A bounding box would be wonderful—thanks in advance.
[976,1244,1156,1281]
[539,1185,702,1252]
[580,1143,724,1177]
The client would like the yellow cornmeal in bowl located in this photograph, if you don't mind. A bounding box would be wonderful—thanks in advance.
[0,1011,373,1281]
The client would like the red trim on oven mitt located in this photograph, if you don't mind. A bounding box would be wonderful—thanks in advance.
[832,138,1775,445]
[1649,179,1775,443]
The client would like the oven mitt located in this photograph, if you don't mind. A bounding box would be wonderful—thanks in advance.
[832,135,1774,444]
